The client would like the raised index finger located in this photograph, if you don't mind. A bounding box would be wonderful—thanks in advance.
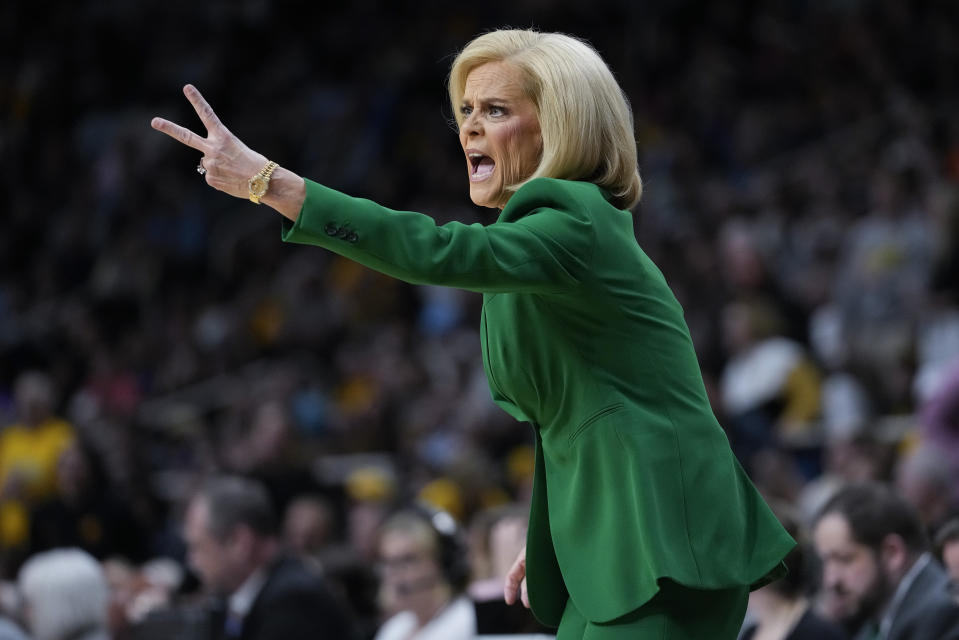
[183,84,223,132]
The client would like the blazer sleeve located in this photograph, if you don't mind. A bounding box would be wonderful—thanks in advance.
[280,178,595,294]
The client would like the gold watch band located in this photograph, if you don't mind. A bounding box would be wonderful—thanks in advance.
[248,160,279,204]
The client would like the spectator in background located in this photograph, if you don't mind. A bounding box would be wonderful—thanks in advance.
[717,219,808,344]
[281,492,380,639]
[833,168,935,405]
[795,433,896,528]
[719,297,821,472]
[918,357,959,479]
[0,371,75,565]
[467,503,527,603]
[374,506,474,640]
[739,503,846,640]
[282,493,336,566]
[812,483,959,640]
[114,555,208,640]
[223,400,321,518]
[345,466,397,563]
[934,518,959,593]
[300,467,399,640]
[894,442,959,537]
[183,475,353,640]
[102,556,157,640]
[467,503,550,636]
[30,439,146,562]
[17,548,110,640]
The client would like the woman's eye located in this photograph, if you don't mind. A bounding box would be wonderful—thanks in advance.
[460,106,473,117]
[489,106,506,116]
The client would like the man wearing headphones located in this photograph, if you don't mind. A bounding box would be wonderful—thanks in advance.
[373,506,475,640]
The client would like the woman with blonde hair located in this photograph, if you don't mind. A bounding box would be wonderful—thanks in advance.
[373,507,474,640]
[152,28,794,639]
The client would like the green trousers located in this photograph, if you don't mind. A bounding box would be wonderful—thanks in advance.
[556,580,749,640]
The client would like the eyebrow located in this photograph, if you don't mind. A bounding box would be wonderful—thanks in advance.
[460,96,510,106]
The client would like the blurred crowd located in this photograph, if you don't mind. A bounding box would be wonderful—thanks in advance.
[3,0,959,638]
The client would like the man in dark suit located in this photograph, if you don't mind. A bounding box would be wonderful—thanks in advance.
[183,475,354,640]
[812,482,959,640]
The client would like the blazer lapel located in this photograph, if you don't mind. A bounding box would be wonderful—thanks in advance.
[885,559,949,640]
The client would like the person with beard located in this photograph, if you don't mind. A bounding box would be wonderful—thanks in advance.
[812,482,959,640]
[739,503,846,640]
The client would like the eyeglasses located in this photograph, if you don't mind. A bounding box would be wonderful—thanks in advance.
[378,551,432,571]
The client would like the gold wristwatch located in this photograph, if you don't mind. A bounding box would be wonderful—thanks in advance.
[248,160,279,204]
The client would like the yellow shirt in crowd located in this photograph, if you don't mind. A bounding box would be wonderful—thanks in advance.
[0,417,75,546]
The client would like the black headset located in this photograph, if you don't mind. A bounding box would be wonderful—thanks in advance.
[411,501,470,590]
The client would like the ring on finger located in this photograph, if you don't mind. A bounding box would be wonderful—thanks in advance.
[197,160,207,176]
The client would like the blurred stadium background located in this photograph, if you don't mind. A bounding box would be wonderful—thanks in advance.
[2,0,959,637]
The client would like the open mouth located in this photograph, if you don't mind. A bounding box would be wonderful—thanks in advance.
[468,152,495,182]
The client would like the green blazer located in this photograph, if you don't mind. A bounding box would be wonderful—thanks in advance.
[281,177,795,626]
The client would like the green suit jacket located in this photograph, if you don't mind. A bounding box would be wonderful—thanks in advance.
[282,177,795,626]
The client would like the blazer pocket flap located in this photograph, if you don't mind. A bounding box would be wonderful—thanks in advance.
[568,403,625,446]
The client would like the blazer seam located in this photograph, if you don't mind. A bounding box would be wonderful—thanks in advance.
[326,228,577,294]
[294,179,597,293]
[516,193,602,402]
[481,304,509,404]
[528,284,598,422]
[513,218,589,292]
[586,198,598,271]
[662,384,703,582]
[345,242,554,290]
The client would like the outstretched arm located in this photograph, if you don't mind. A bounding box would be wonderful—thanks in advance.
[152,85,596,294]
[150,84,306,220]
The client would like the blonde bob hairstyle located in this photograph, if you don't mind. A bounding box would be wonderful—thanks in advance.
[449,29,642,210]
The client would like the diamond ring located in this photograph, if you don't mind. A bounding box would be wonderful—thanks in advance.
[197,162,207,175]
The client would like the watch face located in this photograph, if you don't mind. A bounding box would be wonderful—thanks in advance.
[249,176,268,196]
